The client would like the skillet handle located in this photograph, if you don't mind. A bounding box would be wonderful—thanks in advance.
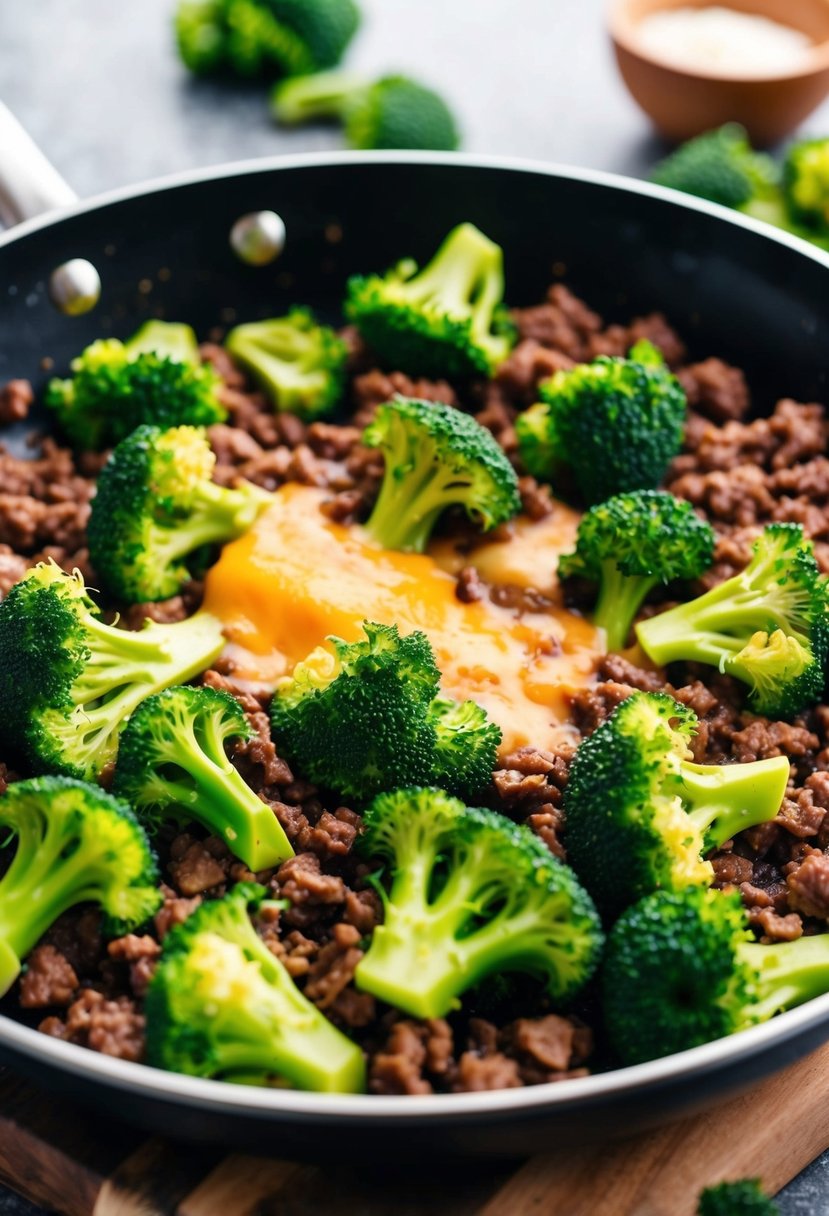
[0,101,77,228]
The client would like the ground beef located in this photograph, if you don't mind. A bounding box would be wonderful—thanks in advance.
[0,379,33,425]
[18,945,78,1009]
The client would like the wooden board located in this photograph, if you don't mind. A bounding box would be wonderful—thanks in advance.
[2,1044,829,1216]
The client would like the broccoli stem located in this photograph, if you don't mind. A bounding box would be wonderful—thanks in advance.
[593,561,658,652]
[152,481,269,574]
[364,445,481,552]
[741,935,829,1023]
[272,70,365,124]
[409,224,504,344]
[125,321,199,365]
[677,755,789,849]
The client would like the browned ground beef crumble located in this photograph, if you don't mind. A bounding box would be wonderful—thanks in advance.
[3,283,829,1093]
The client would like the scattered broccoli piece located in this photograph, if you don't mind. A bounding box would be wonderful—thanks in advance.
[783,137,829,233]
[354,788,603,1018]
[175,0,360,79]
[271,621,501,801]
[558,490,715,651]
[114,686,293,871]
[651,124,779,210]
[604,885,829,1065]
[345,222,515,378]
[272,71,460,151]
[0,776,161,997]
[636,523,829,718]
[224,308,348,420]
[564,692,789,920]
[146,883,365,1091]
[516,340,686,504]
[698,1180,779,1216]
[45,320,225,450]
[88,424,271,603]
[362,396,520,552]
[0,562,225,780]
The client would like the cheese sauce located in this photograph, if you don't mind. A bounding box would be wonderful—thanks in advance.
[203,484,603,754]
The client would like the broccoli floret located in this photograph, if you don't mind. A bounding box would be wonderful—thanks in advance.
[145,882,365,1091]
[88,425,271,603]
[516,340,686,505]
[783,137,829,232]
[271,621,501,801]
[114,686,293,871]
[564,692,789,920]
[0,562,225,780]
[272,71,460,151]
[636,523,829,718]
[559,490,715,651]
[345,223,515,378]
[604,885,829,1065]
[362,396,520,552]
[698,1180,779,1216]
[175,0,360,79]
[224,308,348,420]
[45,320,225,450]
[0,776,161,996]
[354,788,603,1018]
[651,124,779,210]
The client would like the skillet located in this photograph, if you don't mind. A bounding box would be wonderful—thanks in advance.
[1,103,829,1156]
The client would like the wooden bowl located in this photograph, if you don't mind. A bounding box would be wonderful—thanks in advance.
[609,0,829,144]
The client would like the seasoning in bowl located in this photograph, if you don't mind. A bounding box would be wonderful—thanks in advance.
[636,5,812,76]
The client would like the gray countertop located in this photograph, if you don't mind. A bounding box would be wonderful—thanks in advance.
[2,0,829,1211]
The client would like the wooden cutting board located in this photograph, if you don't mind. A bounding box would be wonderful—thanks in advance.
[2,1043,829,1216]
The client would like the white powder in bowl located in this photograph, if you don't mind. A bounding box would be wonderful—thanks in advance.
[636,6,813,76]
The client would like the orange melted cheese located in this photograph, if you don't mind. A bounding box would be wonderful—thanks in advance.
[203,484,603,754]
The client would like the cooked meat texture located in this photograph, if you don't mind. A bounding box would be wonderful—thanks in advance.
[3,284,829,1089]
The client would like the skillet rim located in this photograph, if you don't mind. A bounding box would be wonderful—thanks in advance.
[1,148,829,1120]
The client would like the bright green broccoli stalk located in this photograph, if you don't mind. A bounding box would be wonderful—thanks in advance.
[224,308,348,420]
[88,424,271,603]
[145,883,365,1091]
[516,340,687,505]
[354,788,603,1018]
[175,0,360,79]
[270,621,501,802]
[636,523,829,718]
[651,124,779,211]
[698,1180,779,1216]
[345,222,515,378]
[114,686,293,871]
[603,885,829,1066]
[0,776,161,997]
[0,562,225,780]
[783,137,829,233]
[564,692,789,921]
[271,71,460,151]
[558,490,715,651]
[362,396,520,552]
[45,319,225,450]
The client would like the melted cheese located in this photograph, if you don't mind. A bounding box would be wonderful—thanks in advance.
[203,484,603,754]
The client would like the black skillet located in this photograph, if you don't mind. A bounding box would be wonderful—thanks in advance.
[1,103,829,1156]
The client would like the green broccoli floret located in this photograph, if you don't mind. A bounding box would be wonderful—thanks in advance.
[145,882,365,1091]
[516,340,686,505]
[0,776,161,997]
[564,692,789,920]
[354,788,603,1018]
[0,562,225,780]
[636,523,829,718]
[604,885,829,1065]
[175,0,360,79]
[362,396,520,552]
[88,425,271,603]
[45,320,225,450]
[698,1180,779,1216]
[651,124,779,210]
[345,223,515,378]
[271,71,460,151]
[114,686,293,871]
[270,621,501,802]
[224,308,348,420]
[783,137,829,232]
[559,490,715,651]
